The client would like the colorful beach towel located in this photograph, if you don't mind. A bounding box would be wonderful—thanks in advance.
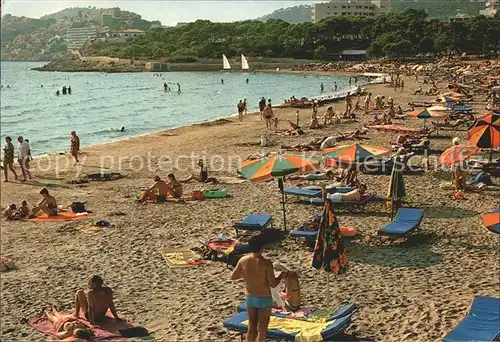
[159,247,202,268]
[29,312,137,340]
[27,212,89,223]
[242,316,329,342]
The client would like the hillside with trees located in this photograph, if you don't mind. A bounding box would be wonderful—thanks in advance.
[85,10,499,61]
[257,0,486,22]
[1,8,161,61]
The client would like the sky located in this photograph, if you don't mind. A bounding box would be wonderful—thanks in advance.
[2,0,317,25]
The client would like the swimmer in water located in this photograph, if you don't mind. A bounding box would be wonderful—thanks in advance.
[221,79,224,85]
[120,127,125,132]
[56,90,60,96]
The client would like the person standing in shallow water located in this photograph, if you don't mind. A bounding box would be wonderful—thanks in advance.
[231,235,287,342]
[70,131,80,166]
[177,83,181,94]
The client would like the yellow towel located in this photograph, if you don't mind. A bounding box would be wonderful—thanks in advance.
[159,247,200,268]
[242,316,330,342]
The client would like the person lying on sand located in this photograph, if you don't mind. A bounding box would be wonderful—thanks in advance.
[231,235,287,342]
[44,306,93,340]
[75,275,120,325]
[328,183,367,202]
[281,138,325,151]
[28,188,57,218]
[288,170,335,181]
[182,159,216,183]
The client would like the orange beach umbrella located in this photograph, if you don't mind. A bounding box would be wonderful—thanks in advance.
[468,111,500,149]
[323,143,390,165]
[439,144,479,167]
[238,154,320,182]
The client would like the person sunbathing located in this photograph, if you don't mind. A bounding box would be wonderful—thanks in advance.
[3,204,18,220]
[280,271,301,312]
[28,188,58,218]
[288,170,335,181]
[328,183,367,202]
[182,159,216,183]
[75,275,120,325]
[165,173,183,198]
[281,138,324,151]
[44,306,93,340]
[139,175,169,202]
[19,200,29,218]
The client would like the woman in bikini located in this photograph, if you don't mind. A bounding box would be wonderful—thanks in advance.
[165,173,183,198]
[44,306,93,340]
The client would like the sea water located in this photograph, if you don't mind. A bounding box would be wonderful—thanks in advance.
[1,62,350,155]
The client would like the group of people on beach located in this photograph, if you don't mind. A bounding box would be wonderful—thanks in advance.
[3,136,31,182]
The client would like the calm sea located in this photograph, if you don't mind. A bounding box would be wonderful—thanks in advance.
[1,62,350,155]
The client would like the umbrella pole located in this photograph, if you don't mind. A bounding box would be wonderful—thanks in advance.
[326,272,330,306]
[279,177,287,232]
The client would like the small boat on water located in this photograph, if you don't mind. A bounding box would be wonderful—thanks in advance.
[241,54,249,71]
[222,54,231,70]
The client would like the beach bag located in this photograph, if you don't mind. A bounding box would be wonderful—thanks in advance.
[71,202,86,213]
[191,190,205,201]
[468,172,492,186]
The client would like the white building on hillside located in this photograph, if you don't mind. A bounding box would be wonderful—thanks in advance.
[312,0,391,23]
[104,29,145,42]
[479,0,499,16]
[66,27,97,50]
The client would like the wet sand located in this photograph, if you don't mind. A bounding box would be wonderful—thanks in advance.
[1,75,498,341]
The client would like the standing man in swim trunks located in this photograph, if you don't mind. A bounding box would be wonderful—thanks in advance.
[231,235,287,342]
[17,136,31,181]
[75,275,121,325]
[237,100,244,122]
[28,188,58,218]
[263,104,274,130]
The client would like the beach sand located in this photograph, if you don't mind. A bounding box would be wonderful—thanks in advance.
[1,75,498,341]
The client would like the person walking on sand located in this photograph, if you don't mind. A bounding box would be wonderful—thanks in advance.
[364,92,372,114]
[263,103,274,130]
[17,136,31,181]
[231,235,287,342]
[243,98,248,115]
[70,131,80,166]
[75,275,121,325]
[345,92,353,115]
[3,136,18,182]
[237,100,245,122]
[258,97,266,120]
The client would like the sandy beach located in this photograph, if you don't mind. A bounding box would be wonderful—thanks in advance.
[1,74,498,341]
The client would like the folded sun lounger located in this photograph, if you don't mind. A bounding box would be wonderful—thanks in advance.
[442,296,500,342]
[223,310,353,341]
[378,208,424,238]
[233,213,273,237]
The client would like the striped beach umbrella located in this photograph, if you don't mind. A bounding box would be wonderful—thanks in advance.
[481,208,500,234]
[238,154,320,182]
[323,143,390,165]
[439,144,479,167]
[467,111,500,149]
[408,108,449,120]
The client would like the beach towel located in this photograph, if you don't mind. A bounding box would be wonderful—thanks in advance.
[29,312,138,340]
[159,247,202,268]
[242,316,329,342]
[27,212,89,223]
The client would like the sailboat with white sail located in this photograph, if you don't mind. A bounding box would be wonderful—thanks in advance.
[222,54,231,70]
[241,54,249,71]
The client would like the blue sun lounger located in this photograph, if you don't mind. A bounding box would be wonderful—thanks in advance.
[290,223,318,239]
[451,104,473,113]
[223,309,354,341]
[233,213,273,237]
[236,302,357,321]
[442,296,500,342]
[378,208,424,238]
